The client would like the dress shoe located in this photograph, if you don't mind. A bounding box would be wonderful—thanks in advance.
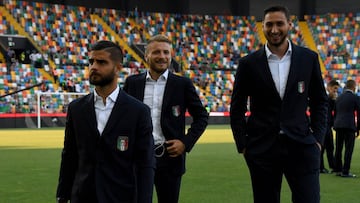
[320,168,330,174]
[330,169,339,174]
[335,172,342,176]
[340,173,356,178]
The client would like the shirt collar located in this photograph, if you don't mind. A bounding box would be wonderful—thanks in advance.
[345,89,354,94]
[146,69,169,81]
[94,85,119,103]
[265,39,292,59]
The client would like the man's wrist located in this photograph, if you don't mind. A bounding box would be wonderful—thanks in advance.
[56,197,67,203]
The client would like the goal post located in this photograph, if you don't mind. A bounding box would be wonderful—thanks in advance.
[36,92,88,128]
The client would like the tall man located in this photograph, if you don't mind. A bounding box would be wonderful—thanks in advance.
[56,40,155,203]
[124,34,208,203]
[230,6,328,203]
[333,79,360,177]
[320,79,339,173]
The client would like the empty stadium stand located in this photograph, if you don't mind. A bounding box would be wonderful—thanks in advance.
[0,0,359,122]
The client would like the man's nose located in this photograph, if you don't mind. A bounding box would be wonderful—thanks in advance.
[271,25,279,33]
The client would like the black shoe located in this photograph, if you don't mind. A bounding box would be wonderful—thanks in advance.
[341,173,356,178]
[330,169,338,174]
[320,168,330,174]
[335,172,342,176]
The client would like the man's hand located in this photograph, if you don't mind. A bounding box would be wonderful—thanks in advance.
[166,139,185,157]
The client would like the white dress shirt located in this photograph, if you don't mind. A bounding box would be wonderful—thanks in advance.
[94,85,119,135]
[265,40,292,99]
[143,69,169,145]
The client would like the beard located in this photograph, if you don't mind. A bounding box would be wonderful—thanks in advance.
[268,35,287,47]
[89,71,115,86]
[148,59,170,74]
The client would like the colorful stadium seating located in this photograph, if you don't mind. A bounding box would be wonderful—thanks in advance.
[1,0,360,114]
[306,12,360,86]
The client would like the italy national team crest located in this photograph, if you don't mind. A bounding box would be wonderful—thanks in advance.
[298,81,305,93]
[117,136,128,151]
[172,105,181,117]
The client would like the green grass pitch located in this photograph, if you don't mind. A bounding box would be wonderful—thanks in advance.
[0,125,359,202]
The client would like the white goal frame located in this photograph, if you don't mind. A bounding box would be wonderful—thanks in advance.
[36,92,88,128]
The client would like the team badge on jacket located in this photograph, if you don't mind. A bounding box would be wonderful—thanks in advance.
[172,105,181,117]
[117,136,129,151]
[298,81,305,93]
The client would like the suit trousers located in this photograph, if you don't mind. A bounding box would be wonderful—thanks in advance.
[244,134,320,203]
[334,128,356,174]
[320,128,335,170]
[154,153,182,203]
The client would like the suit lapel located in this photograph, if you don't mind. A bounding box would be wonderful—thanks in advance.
[162,72,175,110]
[257,48,281,99]
[84,93,100,136]
[284,44,300,98]
[101,90,126,136]
[136,73,146,101]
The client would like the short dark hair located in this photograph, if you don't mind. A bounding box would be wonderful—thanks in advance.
[264,5,290,21]
[345,79,356,90]
[328,79,339,87]
[91,40,123,63]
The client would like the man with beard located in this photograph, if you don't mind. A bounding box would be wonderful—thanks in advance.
[56,40,155,203]
[230,6,327,203]
[123,35,208,203]
[320,79,339,174]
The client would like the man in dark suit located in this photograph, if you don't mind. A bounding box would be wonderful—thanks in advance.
[333,79,360,178]
[56,41,155,203]
[320,79,339,173]
[123,34,208,203]
[230,6,328,203]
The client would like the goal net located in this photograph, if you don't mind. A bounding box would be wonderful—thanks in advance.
[36,92,87,128]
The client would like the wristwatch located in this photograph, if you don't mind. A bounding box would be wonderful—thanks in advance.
[56,197,67,203]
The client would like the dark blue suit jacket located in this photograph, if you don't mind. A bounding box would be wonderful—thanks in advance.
[334,90,360,132]
[230,43,328,155]
[123,71,208,175]
[56,89,155,203]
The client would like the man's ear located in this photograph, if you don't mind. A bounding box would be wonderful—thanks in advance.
[289,21,293,29]
[116,62,122,71]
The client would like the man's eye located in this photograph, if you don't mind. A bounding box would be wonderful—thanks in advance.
[88,59,106,65]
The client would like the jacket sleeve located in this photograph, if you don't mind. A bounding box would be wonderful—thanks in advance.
[135,105,155,203]
[56,105,78,200]
[182,78,209,152]
[308,53,328,144]
[230,58,249,153]
[356,96,360,131]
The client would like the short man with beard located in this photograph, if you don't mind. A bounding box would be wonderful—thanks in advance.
[124,35,208,203]
[230,5,328,203]
[320,79,339,174]
[56,40,155,203]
